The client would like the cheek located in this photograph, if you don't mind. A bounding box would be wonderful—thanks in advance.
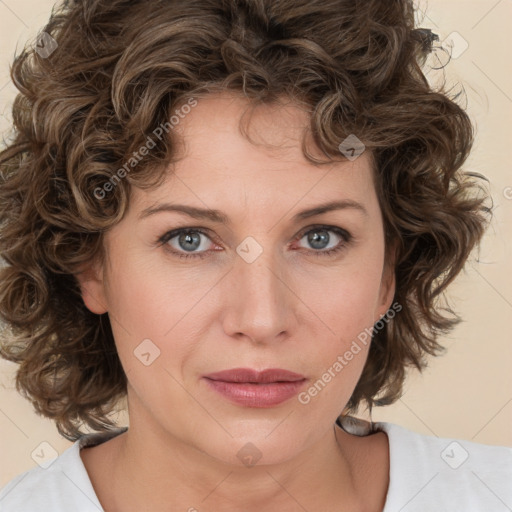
[103,254,216,378]
[298,272,380,415]
[302,253,385,402]
[105,248,197,331]
[314,261,385,344]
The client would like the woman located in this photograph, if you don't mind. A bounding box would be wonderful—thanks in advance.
[0,0,510,511]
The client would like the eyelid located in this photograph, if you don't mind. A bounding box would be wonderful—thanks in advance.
[157,226,219,246]
[294,223,352,241]
[157,223,353,260]
[158,224,351,245]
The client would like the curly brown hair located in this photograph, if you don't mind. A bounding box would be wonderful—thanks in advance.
[0,0,490,440]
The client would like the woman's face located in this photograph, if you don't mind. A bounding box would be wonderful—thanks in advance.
[79,92,395,466]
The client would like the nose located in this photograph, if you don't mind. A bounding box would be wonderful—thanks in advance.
[221,242,298,345]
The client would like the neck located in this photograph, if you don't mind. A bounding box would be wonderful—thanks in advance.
[104,414,366,511]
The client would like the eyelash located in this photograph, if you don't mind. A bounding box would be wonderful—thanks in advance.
[157,225,353,260]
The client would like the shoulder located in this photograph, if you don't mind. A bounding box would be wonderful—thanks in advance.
[0,443,102,512]
[376,421,512,512]
[0,428,126,512]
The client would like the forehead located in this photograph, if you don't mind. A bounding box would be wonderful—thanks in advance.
[175,92,313,155]
[131,92,376,215]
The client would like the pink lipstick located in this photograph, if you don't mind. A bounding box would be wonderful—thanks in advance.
[202,368,307,407]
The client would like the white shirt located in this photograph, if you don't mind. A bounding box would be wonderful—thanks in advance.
[1,421,511,511]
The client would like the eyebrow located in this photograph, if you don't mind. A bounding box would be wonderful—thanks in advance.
[138,199,368,224]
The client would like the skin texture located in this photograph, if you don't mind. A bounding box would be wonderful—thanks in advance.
[77,92,395,512]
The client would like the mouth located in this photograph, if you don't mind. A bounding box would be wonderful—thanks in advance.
[202,368,307,407]
[203,367,306,383]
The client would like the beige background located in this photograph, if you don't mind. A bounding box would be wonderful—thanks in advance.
[0,0,511,488]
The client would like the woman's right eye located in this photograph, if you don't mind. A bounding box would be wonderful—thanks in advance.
[158,228,216,260]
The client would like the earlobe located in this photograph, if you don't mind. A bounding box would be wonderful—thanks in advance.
[375,246,398,322]
[376,270,396,321]
[75,260,108,315]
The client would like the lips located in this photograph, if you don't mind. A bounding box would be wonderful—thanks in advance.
[203,368,307,407]
[203,367,306,384]
[202,368,307,407]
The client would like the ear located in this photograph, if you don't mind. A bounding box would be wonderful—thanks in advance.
[75,258,108,315]
[374,243,397,323]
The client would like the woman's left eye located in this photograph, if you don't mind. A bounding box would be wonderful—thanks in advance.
[157,225,352,260]
[295,225,352,257]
